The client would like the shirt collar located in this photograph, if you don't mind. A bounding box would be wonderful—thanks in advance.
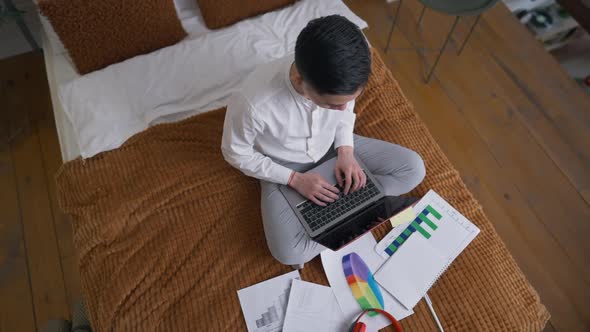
[285,57,315,109]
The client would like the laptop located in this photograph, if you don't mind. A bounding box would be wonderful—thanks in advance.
[279,156,410,251]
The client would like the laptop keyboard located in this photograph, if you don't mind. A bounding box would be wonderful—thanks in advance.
[298,175,380,232]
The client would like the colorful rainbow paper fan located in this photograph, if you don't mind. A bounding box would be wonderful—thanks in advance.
[342,252,384,317]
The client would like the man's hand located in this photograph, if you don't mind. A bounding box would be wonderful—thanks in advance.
[335,146,366,195]
[290,172,340,206]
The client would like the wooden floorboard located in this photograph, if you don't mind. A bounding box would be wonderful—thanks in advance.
[1,52,70,328]
[1,54,37,332]
[11,133,70,327]
[0,1,588,330]
[0,129,36,331]
[60,254,82,311]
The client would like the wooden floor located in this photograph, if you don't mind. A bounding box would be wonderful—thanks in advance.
[0,1,588,331]
[1,50,81,332]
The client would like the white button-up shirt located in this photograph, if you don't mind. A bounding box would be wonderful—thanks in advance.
[221,55,356,185]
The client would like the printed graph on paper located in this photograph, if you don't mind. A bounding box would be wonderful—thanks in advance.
[375,190,480,259]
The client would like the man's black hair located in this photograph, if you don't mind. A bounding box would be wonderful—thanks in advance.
[295,15,371,95]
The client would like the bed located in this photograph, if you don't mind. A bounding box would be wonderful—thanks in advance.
[40,0,550,330]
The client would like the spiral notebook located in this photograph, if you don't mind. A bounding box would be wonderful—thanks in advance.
[373,190,480,310]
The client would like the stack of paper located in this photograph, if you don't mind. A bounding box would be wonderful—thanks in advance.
[238,272,348,332]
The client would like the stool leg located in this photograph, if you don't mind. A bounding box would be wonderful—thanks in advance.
[425,16,460,83]
[416,5,427,28]
[457,14,481,55]
[384,0,403,53]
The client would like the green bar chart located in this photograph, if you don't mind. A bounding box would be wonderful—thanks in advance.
[384,204,443,256]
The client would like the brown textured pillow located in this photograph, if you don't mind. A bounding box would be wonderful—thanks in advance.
[39,0,187,74]
[197,0,297,29]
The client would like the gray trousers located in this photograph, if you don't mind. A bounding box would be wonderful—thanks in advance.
[260,135,426,265]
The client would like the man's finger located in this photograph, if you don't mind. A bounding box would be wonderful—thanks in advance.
[344,170,352,195]
[360,172,365,189]
[321,188,339,200]
[322,179,340,194]
[358,171,365,189]
[351,171,360,192]
[310,195,326,206]
[354,172,363,191]
[361,171,367,188]
[335,169,343,187]
[317,193,335,203]
[350,174,357,192]
[320,178,340,194]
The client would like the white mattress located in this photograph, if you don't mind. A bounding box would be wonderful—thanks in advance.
[43,1,367,161]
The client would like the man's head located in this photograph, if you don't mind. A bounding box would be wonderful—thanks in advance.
[293,15,371,110]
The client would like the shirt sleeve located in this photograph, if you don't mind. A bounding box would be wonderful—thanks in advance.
[333,101,356,149]
[221,93,294,185]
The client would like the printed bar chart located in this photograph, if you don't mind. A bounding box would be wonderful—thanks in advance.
[419,212,438,230]
[255,290,287,328]
[384,204,442,256]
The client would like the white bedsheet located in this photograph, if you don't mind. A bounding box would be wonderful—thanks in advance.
[53,0,367,159]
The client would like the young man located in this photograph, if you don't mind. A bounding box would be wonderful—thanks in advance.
[222,15,425,267]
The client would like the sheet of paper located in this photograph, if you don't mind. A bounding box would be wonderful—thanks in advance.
[282,279,348,332]
[237,270,300,332]
[410,190,480,268]
[374,234,448,310]
[375,190,480,310]
[321,233,413,331]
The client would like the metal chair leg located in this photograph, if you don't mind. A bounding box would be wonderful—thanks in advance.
[416,5,427,28]
[424,16,460,83]
[457,14,481,55]
[384,0,403,53]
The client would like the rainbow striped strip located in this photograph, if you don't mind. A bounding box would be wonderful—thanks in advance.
[342,252,384,317]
